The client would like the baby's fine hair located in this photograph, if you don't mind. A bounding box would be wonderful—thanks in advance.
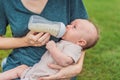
[83,20,99,50]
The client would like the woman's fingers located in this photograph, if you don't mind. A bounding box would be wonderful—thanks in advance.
[39,74,59,80]
[48,64,63,70]
[25,31,50,46]
[27,32,44,45]
[38,68,68,80]
[34,33,50,46]
[37,33,50,44]
[32,32,44,42]
[29,32,44,42]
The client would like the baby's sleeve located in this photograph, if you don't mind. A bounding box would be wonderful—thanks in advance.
[62,44,82,63]
[0,0,8,35]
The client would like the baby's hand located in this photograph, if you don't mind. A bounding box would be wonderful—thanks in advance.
[46,40,56,50]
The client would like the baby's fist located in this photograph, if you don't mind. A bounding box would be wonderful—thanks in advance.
[46,40,56,50]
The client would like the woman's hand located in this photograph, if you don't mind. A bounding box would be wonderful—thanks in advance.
[39,64,80,80]
[24,31,50,47]
[0,31,50,49]
[38,51,86,80]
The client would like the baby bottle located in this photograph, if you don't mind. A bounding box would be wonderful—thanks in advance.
[28,15,66,38]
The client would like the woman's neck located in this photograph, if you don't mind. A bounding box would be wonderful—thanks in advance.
[21,0,48,14]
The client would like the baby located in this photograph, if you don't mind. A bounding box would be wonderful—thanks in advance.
[0,19,99,80]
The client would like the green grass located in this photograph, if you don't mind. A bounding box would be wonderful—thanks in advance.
[77,0,120,80]
[0,26,12,71]
[0,0,120,80]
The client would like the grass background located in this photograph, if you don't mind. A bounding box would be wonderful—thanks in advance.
[77,0,120,80]
[0,0,120,80]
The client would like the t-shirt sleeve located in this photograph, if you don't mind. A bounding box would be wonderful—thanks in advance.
[62,44,82,63]
[69,0,88,22]
[0,0,8,35]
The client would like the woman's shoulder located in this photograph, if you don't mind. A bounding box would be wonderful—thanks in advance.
[0,0,8,9]
[0,0,12,4]
[0,0,17,7]
[0,0,4,6]
[0,0,24,13]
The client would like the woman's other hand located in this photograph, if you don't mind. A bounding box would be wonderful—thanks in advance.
[38,51,85,80]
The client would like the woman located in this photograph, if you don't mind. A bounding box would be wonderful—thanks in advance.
[0,0,88,80]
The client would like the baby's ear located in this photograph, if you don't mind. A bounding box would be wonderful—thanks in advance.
[77,39,87,47]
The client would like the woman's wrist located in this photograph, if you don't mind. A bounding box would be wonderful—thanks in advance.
[74,63,83,74]
[20,36,31,47]
[75,51,86,74]
[10,37,31,48]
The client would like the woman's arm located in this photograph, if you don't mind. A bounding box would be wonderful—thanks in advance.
[38,51,85,80]
[0,31,50,49]
[0,35,28,49]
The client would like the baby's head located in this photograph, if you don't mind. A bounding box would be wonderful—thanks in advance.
[62,19,99,50]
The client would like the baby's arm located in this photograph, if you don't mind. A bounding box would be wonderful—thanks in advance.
[46,40,74,67]
[0,65,28,80]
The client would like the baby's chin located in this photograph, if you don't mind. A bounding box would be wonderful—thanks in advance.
[61,31,67,39]
[61,36,65,40]
[62,35,68,40]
